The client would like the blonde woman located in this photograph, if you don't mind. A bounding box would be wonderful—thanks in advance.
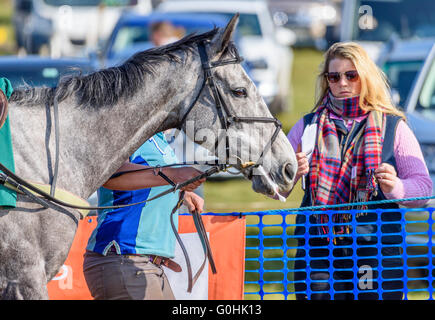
[287,42,432,300]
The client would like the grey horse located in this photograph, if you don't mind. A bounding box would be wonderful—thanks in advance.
[0,16,297,299]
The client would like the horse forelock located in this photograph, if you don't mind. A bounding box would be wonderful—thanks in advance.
[9,28,220,109]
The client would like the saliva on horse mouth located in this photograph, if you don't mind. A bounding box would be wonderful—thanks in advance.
[252,165,286,201]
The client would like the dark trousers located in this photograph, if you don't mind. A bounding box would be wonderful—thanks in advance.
[293,237,404,300]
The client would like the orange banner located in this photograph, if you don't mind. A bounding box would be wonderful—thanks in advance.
[47,214,246,300]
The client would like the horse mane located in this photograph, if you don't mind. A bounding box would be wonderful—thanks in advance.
[10,28,219,108]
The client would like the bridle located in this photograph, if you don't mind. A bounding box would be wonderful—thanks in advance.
[0,38,285,292]
[177,40,283,171]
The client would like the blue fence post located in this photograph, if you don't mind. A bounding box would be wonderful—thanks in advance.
[281,212,289,300]
[376,208,383,300]
[351,209,359,300]
[304,210,312,300]
[428,208,434,300]
[327,210,334,300]
[401,208,409,300]
[258,213,265,300]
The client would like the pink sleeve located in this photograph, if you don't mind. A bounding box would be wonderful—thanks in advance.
[287,117,304,152]
[383,120,433,207]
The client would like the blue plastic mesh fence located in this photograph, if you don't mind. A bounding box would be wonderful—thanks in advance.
[242,207,435,300]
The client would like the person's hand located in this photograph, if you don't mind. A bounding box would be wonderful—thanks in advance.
[165,167,206,192]
[374,163,398,194]
[183,191,205,214]
[295,152,309,181]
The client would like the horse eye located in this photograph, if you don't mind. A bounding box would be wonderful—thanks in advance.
[231,87,247,98]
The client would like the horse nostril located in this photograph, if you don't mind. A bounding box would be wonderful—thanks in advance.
[283,162,296,182]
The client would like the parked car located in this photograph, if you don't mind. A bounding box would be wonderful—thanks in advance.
[156,0,296,114]
[377,38,435,106]
[335,0,435,62]
[403,44,435,198]
[12,0,152,57]
[0,56,96,88]
[268,0,339,49]
[99,11,238,67]
[373,42,435,276]
[399,44,435,271]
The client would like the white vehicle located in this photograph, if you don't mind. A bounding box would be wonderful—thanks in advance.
[156,0,296,114]
[403,43,435,198]
[13,0,152,57]
[268,0,339,49]
[339,0,435,62]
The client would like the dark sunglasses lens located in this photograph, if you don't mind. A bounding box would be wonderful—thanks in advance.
[326,73,340,83]
[345,71,359,82]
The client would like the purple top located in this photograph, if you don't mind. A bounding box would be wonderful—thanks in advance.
[287,114,433,207]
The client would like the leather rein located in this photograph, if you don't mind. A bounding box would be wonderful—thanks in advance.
[0,40,281,214]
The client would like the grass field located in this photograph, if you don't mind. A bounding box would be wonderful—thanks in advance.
[0,0,14,55]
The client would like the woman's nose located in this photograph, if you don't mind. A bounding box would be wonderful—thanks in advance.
[338,76,349,86]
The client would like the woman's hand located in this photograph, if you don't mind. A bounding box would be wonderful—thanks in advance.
[375,163,398,194]
[295,152,309,181]
[183,191,205,214]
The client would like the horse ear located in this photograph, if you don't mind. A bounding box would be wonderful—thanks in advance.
[212,13,239,54]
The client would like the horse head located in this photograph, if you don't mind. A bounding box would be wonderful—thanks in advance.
[178,15,297,197]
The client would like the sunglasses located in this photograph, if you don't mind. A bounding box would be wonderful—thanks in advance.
[324,70,359,83]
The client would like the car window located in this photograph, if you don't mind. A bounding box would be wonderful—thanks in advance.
[110,22,231,55]
[111,26,152,55]
[353,0,435,42]
[417,58,435,111]
[179,12,262,37]
[383,60,423,106]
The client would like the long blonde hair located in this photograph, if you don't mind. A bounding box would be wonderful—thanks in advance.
[314,41,406,119]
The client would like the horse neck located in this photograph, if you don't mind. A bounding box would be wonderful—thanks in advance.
[59,51,203,198]
[9,50,203,200]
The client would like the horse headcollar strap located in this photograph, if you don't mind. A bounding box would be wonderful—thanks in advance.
[178,40,282,171]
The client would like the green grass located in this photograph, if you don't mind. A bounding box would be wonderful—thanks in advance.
[0,0,14,55]
[277,48,324,134]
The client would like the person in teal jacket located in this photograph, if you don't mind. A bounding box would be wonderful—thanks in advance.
[83,132,205,300]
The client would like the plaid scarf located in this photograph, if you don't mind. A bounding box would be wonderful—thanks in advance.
[309,91,384,236]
